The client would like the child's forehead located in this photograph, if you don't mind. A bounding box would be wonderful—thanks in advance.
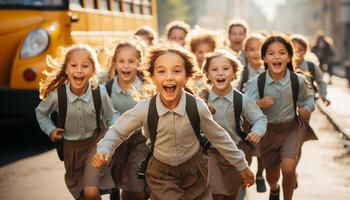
[267,42,288,50]
[210,55,231,65]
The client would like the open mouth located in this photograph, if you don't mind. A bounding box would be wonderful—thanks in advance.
[121,71,131,76]
[216,78,226,84]
[73,76,85,85]
[163,84,176,93]
[272,61,282,68]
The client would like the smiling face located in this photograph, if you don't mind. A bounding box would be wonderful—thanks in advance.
[292,41,306,66]
[114,46,139,85]
[206,55,235,96]
[195,43,213,68]
[264,42,291,79]
[229,26,246,52]
[245,39,263,68]
[65,50,95,96]
[168,28,187,47]
[152,52,188,109]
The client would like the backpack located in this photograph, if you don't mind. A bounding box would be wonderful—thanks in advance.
[257,71,299,120]
[55,84,102,161]
[238,65,249,92]
[105,79,114,97]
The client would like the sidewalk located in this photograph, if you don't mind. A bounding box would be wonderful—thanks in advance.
[316,75,350,139]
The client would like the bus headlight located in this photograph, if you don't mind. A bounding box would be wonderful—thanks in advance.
[20,28,49,59]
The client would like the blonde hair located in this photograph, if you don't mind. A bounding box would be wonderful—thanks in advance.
[39,44,100,99]
[203,49,243,82]
[243,33,265,63]
[107,40,145,80]
[166,20,191,38]
[186,28,220,54]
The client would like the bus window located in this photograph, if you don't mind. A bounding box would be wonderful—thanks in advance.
[143,0,152,15]
[99,0,109,11]
[69,0,82,9]
[112,0,121,12]
[84,0,96,9]
[0,0,66,8]
[122,0,132,13]
[133,0,142,14]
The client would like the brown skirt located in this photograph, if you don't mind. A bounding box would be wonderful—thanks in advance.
[110,130,147,192]
[260,118,314,169]
[63,130,114,199]
[208,142,251,196]
[146,150,211,200]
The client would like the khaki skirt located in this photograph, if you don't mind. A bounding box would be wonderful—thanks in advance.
[110,130,147,192]
[208,142,251,196]
[260,117,316,169]
[63,130,114,199]
[146,150,211,200]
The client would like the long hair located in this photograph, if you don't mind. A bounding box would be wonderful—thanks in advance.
[261,34,294,72]
[243,33,265,64]
[39,44,100,99]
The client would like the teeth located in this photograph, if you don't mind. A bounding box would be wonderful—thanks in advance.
[164,85,176,93]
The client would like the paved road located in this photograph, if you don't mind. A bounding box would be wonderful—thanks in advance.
[1,108,350,200]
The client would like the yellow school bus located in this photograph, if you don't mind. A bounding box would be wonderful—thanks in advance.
[0,0,157,120]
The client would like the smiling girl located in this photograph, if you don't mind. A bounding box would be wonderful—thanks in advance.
[245,34,315,200]
[92,43,254,200]
[36,44,117,200]
[203,49,267,200]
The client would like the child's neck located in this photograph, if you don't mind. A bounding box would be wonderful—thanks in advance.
[230,45,242,53]
[70,84,89,97]
[159,92,182,110]
[118,76,136,92]
[250,62,261,70]
[269,69,287,81]
[213,85,232,97]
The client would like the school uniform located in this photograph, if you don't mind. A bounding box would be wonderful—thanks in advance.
[245,69,315,168]
[236,64,265,92]
[108,76,147,192]
[299,59,328,99]
[207,89,267,196]
[97,89,248,200]
[35,83,118,199]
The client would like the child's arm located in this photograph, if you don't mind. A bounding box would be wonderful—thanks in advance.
[313,64,330,105]
[100,85,120,126]
[244,77,274,109]
[35,91,59,138]
[93,100,147,167]
[297,75,315,121]
[242,95,267,144]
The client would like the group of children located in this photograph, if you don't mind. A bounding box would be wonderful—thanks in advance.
[36,19,331,200]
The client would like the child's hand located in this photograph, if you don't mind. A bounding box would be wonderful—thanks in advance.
[91,152,110,168]
[49,128,64,142]
[246,132,261,144]
[321,98,331,106]
[298,107,311,122]
[239,167,255,187]
[256,96,274,108]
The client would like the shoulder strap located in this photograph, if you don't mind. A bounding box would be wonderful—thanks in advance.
[233,89,243,133]
[257,71,266,99]
[306,61,315,78]
[105,79,114,97]
[57,84,67,129]
[92,85,101,131]
[290,72,299,119]
[239,65,249,92]
[147,95,159,146]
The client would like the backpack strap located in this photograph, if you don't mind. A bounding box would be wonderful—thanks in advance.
[257,71,266,99]
[92,85,101,132]
[290,72,299,119]
[147,95,159,146]
[105,79,114,97]
[185,93,211,151]
[57,84,67,129]
[306,61,315,78]
[239,65,249,92]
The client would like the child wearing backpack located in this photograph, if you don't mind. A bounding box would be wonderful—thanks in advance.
[245,34,315,200]
[166,20,191,47]
[291,34,331,106]
[105,40,151,200]
[35,44,117,199]
[203,49,267,200]
[92,43,254,200]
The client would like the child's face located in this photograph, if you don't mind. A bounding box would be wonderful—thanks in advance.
[195,43,213,67]
[152,52,187,108]
[245,39,263,67]
[168,28,187,47]
[264,42,291,77]
[65,50,95,95]
[115,47,139,84]
[229,26,246,49]
[206,55,235,93]
[292,41,306,65]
